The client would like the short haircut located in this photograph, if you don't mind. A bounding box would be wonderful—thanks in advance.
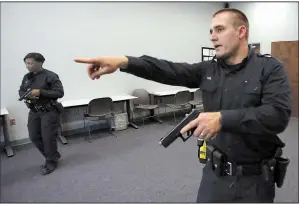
[23,52,45,63]
[213,8,249,39]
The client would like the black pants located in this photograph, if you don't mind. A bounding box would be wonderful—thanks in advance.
[196,161,275,203]
[27,109,61,162]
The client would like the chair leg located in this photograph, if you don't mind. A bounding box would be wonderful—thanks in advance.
[174,110,177,123]
[157,108,162,124]
[134,109,141,126]
[83,117,86,131]
[88,121,91,143]
[132,109,135,124]
[83,118,88,141]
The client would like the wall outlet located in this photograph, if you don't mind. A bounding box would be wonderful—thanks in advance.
[10,119,16,125]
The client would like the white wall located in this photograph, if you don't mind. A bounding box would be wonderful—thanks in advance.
[229,2,298,54]
[1,2,223,141]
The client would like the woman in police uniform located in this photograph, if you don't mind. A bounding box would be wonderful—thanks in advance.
[19,52,64,175]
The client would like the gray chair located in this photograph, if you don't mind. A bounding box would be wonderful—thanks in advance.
[83,97,115,142]
[132,89,161,125]
[166,90,192,123]
[189,89,204,110]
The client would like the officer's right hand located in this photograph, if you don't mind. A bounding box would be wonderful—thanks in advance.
[74,56,128,80]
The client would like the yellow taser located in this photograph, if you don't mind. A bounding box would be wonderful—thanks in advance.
[197,139,207,164]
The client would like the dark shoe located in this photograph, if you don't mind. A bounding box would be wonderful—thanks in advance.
[41,162,57,175]
[41,152,61,168]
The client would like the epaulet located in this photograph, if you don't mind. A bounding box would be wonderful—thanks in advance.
[256,53,281,65]
[257,53,273,58]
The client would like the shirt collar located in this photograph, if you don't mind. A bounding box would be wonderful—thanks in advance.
[213,45,255,67]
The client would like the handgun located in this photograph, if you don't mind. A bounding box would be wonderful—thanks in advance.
[159,108,200,148]
[18,88,33,101]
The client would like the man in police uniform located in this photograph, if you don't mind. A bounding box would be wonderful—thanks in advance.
[19,53,64,175]
[74,8,291,202]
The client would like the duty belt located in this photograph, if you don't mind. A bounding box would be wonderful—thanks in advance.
[31,103,54,113]
[204,144,289,188]
[206,145,262,177]
[210,159,262,176]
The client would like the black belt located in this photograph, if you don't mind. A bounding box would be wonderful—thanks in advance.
[32,103,55,113]
[206,158,262,176]
[206,145,262,177]
[224,161,262,176]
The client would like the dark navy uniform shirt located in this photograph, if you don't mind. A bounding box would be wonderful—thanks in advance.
[19,68,64,104]
[120,47,292,164]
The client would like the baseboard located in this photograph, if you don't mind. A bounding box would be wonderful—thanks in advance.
[61,123,108,136]
[10,137,32,147]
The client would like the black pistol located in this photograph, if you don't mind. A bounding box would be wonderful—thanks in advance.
[18,88,33,101]
[159,109,200,148]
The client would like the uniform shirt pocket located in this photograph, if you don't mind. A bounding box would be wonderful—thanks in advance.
[200,80,218,92]
[200,80,219,111]
[242,80,262,107]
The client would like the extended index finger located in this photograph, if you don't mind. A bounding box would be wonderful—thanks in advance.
[74,58,96,64]
[180,118,199,135]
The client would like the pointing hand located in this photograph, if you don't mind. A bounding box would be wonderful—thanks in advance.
[74,56,128,80]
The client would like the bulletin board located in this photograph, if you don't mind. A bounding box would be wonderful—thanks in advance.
[201,47,216,61]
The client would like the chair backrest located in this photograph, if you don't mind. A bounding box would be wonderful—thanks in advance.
[194,89,203,102]
[88,97,113,116]
[174,90,191,105]
[132,89,150,105]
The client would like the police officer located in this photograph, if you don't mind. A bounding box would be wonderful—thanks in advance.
[74,8,292,202]
[19,53,64,175]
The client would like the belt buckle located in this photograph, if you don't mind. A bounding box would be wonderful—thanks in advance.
[225,162,233,176]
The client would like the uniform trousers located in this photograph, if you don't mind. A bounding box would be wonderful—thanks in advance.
[27,109,61,163]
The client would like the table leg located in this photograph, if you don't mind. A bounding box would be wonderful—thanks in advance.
[125,100,139,129]
[1,115,14,157]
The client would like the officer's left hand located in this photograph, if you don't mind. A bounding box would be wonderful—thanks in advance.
[30,89,40,97]
[180,112,222,140]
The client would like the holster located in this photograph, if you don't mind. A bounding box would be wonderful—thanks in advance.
[273,147,290,188]
[261,147,290,188]
[52,101,64,114]
[206,145,226,177]
[25,99,37,111]
[25,101,34,110]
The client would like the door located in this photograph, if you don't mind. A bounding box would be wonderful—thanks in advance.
[271,40,298,118]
